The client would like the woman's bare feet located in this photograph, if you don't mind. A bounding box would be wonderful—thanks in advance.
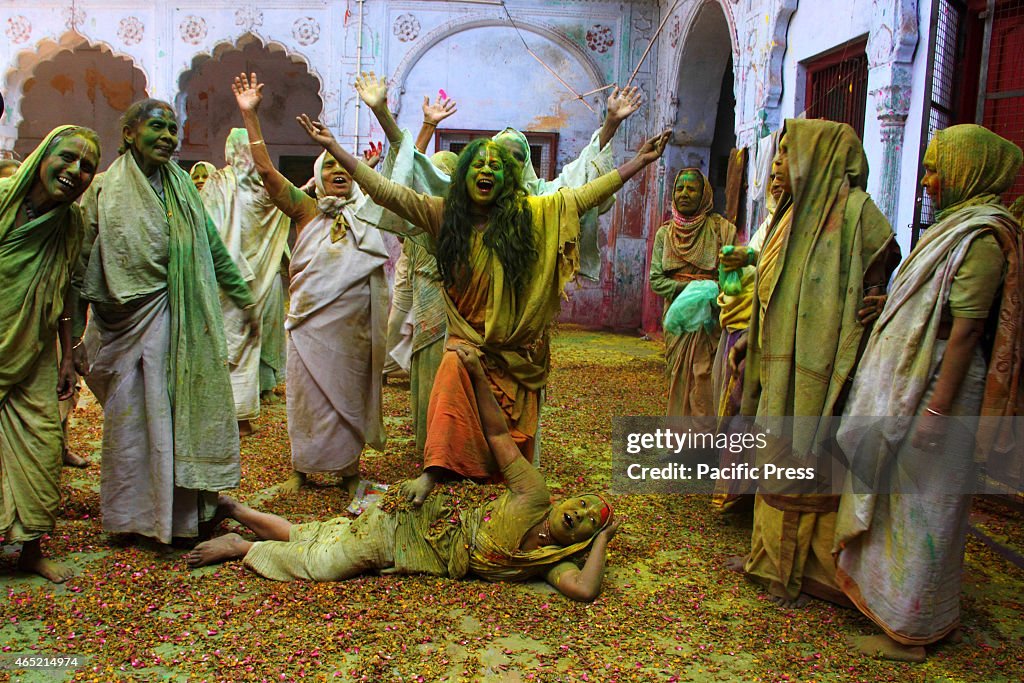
[238,420,254,437]
[848,634,926,663]
[185,533,253,568]
[62,449,90,468]
[279,471,307,494]
[17,540,73,583]
[770,592,812,608]
[725,555,748,573]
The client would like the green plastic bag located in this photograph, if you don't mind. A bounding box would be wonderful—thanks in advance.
[664,280,720,335]
[719,246,744,296]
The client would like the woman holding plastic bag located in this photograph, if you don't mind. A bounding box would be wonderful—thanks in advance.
[649,168,736,416]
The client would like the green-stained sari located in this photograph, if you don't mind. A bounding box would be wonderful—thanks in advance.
[1,126,86,542]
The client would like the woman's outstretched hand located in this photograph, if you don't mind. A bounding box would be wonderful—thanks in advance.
[232,72,264,113]
[296,114,337,149]
[422,93,458,126]
[606,86,643,123]
[636,130,671,165]
[354,71,389,111]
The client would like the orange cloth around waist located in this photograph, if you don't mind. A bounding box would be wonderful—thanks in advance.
[423,350,537,482]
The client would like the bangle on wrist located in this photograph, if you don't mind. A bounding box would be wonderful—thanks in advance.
[746,248,756,266]
[422,120,437,127]
[59,316,72,322]
[925,407,946,417]
[250,139,266,146]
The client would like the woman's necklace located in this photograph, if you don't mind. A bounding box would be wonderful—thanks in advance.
[538,517,552,542]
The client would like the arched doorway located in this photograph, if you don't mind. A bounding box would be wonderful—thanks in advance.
[12,37,147,169]
[177,35,323,185]
[643,1,737,335]
[669,1,736,213]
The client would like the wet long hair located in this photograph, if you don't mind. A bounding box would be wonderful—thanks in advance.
[118,98,175,155]
[437,139,536,293]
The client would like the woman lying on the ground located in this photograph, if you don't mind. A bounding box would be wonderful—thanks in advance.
[186,346,622,602]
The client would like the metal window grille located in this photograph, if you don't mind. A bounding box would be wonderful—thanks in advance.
[435,129,558,181]
[805,48,870,140]
[913,0,967,242]
[981,0,1024,203]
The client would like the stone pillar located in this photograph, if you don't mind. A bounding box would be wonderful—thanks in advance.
[870,75,912,227]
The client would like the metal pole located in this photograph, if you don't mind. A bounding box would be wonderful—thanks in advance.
[975,0,996,123]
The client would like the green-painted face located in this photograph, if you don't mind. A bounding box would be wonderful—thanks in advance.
[125,107,178,176]
[465,145,506,207]
[33,134,100,209]
[190,165,210,191]
[495,136,528,167]
[547,494,605,546]
[673,174,703,216]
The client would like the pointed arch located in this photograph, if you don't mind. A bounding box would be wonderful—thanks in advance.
[3,30,150,128]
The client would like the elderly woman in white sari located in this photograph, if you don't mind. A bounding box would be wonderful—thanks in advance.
[201,129,291,435]
[231,74,389,494]
[75,99,256,546]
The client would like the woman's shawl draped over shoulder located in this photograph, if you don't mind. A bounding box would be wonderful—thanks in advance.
[0,125,85,400]
[465,498,601,583]
[927,125,1024,456]
[82,153,240,490]
[741,119,896,456]
[662,168,732,273]
[287,151,391,329]
[444,190,585,392]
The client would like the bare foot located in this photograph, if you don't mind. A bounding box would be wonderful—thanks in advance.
[279,471,307,494]
[770,592,812,609]
[238,420,254,437]
[848,634,925,663]
[943,627,963,644]
[18,541,74,583]
[403,471,437,507]
[725,555,748,573]
[185,533,251,568]
[62,449,90,468]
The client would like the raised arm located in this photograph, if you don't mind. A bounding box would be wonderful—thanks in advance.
[296,114,441,237]
[416,93,457,153]
[232,73,314,226]
[568,130,671,214]
[597,86,643,150]
[355,72,403,146]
